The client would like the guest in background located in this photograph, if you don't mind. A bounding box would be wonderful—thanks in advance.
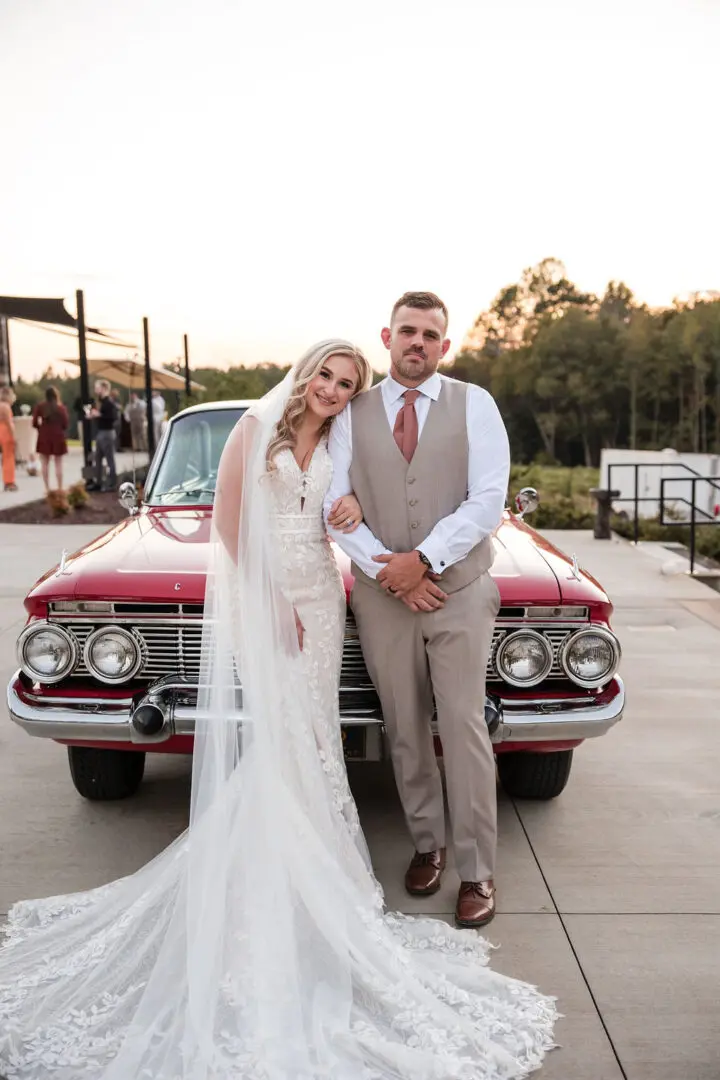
[0,386,17,491]
[125,391,148,452]
[32,386,69,493]
[151,389,166,447]
[110,388,123,441]
[90,379,118,491]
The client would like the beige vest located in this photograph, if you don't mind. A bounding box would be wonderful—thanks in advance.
[349,377,493,593]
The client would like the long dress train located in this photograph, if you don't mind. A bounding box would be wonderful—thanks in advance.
[0,435,557,1079]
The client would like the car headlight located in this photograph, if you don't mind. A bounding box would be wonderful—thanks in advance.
[495,630,554,688]
[17,622,78,684]
[84,627,142,684]
[560,626,620,689]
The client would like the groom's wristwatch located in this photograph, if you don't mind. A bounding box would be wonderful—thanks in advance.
[417,550,433,571]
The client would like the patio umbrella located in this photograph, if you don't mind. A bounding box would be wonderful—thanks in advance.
[62,356,205,393]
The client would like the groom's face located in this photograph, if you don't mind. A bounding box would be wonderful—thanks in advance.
[381,305,451,386]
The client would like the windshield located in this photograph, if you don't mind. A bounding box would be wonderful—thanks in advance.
[147,407,248,506]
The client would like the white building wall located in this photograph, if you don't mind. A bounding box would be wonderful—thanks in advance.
[599,448,720,521]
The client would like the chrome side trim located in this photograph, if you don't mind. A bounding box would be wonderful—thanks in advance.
[48,617,204,627]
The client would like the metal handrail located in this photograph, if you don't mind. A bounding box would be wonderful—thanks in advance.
[659,476,720,573]
[607,462,720,545]
[605,462,720,573]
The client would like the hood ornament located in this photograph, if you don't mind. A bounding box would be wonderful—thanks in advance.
[567,553,582,581]
[55,549,73,577]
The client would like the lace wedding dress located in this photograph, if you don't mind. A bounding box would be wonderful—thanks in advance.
[0,424,557,1079]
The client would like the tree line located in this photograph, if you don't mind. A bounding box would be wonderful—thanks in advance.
[448,258,720,467]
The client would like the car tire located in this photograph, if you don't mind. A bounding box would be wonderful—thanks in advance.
[497,749,573,800]
[68,747,146,800]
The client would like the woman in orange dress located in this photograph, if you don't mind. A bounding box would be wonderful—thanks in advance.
[32,385,69,492]
[0,386,18,491]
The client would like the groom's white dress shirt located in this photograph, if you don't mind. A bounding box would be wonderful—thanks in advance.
[323,372,510,579]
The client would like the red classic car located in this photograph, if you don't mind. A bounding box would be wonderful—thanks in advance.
[7,400,623,802]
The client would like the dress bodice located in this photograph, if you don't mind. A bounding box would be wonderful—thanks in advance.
[267,440,333,543]
[266,439,340,605]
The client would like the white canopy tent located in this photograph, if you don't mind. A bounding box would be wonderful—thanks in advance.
[62,356,205,393]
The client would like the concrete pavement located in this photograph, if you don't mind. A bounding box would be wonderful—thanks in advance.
[1,526,719,1078]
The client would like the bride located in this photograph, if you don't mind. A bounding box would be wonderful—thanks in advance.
[0,340,557,1079]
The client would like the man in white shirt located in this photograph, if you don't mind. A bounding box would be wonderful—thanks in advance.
[151,390,166,447]
[324,292,510,927]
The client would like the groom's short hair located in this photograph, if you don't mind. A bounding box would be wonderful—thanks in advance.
[390,291,449,330]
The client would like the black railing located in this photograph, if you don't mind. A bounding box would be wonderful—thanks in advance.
[659,476,720,573]
[607,462,720,573]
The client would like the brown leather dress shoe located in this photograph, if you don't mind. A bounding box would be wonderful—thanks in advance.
[455,880,496,927]
[404,849,447,896]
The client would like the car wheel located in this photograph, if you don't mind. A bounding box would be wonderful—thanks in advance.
[497,749,573,800]
[68,746,146,800]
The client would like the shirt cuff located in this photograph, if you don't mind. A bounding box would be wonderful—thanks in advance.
[416,541,450,576]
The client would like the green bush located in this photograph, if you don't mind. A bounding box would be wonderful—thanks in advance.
[533,497,595,530]
[67,481,89,509]
[509,464,598,530]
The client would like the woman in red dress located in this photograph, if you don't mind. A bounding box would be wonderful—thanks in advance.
[32,385,69,492]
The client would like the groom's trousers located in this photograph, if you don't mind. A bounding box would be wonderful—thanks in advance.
[351,570,500,883]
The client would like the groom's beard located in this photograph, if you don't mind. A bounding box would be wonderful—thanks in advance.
[395,350,434,382]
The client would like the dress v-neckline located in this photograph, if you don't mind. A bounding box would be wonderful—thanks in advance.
[290,437,324,475]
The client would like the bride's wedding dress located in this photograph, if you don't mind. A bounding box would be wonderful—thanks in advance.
[0,406,557,1079]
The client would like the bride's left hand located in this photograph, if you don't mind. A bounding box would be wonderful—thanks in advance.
[328,493,363,534]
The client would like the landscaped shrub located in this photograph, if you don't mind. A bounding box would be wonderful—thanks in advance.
[46,490,70,517]
[67,481,90,510]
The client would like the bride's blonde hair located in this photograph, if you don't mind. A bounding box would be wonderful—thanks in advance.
[266,339,372,468]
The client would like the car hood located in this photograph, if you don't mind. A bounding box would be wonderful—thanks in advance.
[26,508,609,613]
[27,510,214,608]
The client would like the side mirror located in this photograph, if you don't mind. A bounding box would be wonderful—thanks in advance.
[118,481,139,515]
[515,486,539,519]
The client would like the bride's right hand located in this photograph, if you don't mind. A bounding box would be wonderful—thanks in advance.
[328,493,363,534]
[294,608,305,651]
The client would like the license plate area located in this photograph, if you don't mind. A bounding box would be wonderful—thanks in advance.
[342,725,367,760]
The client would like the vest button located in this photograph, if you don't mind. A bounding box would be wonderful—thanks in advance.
[409,498,418,506]
[411,521,419,529]
[407,477,416,484]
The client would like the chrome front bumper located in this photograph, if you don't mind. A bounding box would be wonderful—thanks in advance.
[7,672,625,748]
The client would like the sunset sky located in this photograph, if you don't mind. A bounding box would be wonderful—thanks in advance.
[2,0,718,381]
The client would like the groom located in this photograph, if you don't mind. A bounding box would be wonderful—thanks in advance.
[324,291,510,927]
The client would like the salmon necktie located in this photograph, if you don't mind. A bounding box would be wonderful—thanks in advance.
[393,389,421,463]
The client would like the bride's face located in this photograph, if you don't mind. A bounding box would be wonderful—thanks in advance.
[305,355,359,420]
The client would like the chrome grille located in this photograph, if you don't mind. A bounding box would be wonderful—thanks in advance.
[341,616,574,691]
[60,622,206,681]
[492,626,573,682]
[53,609,578,687]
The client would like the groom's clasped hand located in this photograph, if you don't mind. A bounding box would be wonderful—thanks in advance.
[372,551,448,612]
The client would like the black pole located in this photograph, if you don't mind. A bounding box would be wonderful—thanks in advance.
[689,479,697,575]
[659,476,665,525]
[76,289,92,470]
[183,333,190,398]
[143,317,156,460]
[0,316,11,387]
[633,463,639,545]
